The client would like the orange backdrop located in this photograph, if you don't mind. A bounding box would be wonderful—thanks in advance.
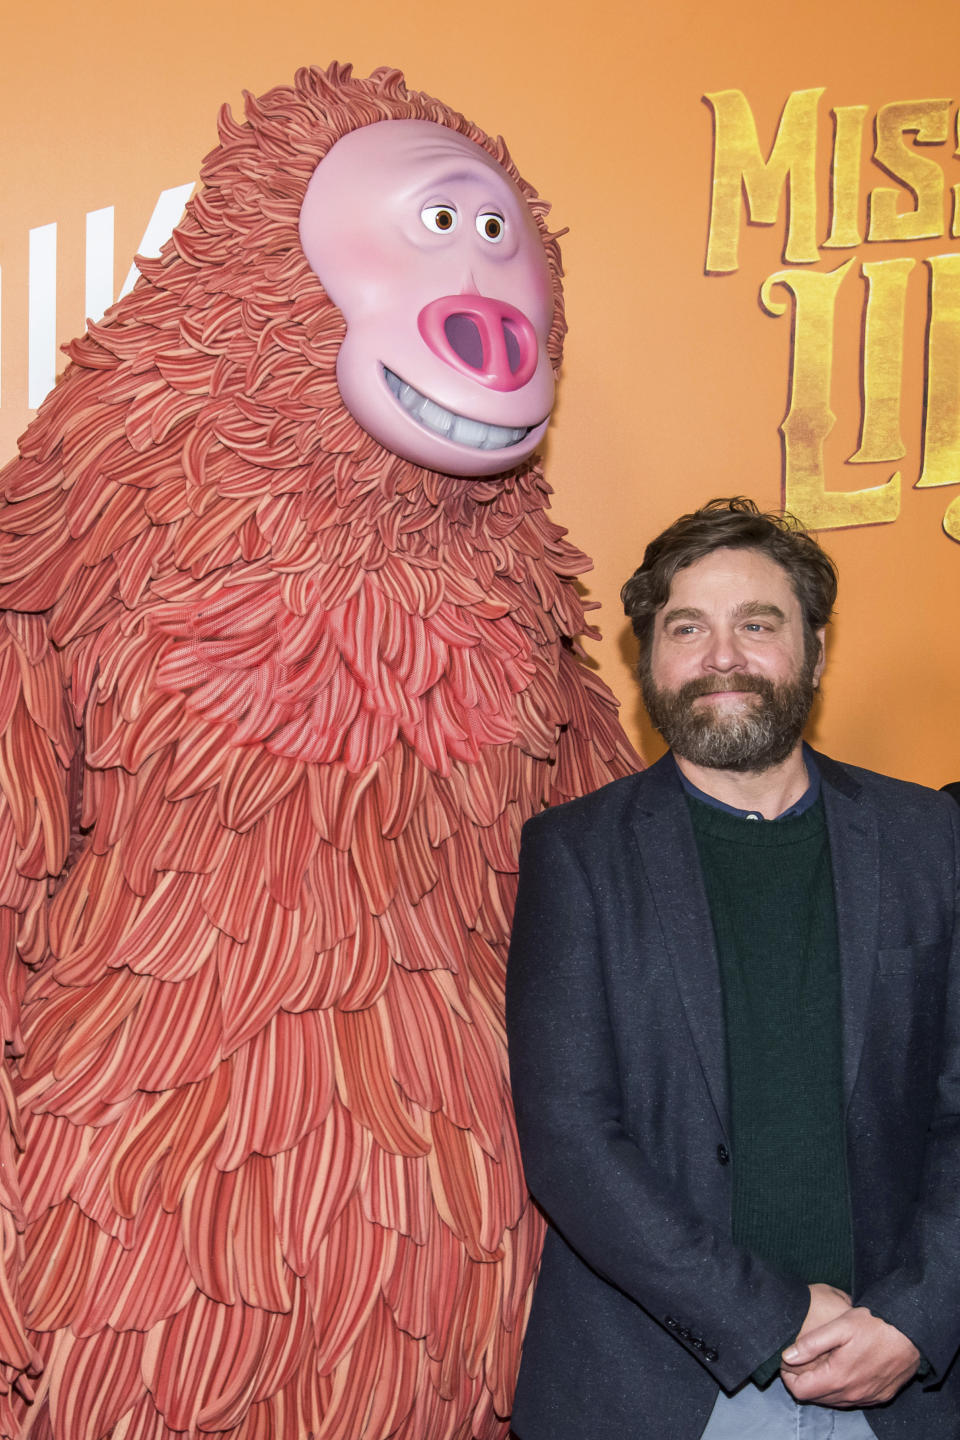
[2,0,959,785]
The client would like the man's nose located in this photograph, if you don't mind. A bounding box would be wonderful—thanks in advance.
[701,630,748,671]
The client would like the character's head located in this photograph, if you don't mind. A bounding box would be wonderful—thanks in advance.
[300,119,555,476]
[28,63,570,639]
[621,498,837,771]
[177,61,565,487]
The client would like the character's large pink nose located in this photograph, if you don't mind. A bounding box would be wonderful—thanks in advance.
[417,295,540,391]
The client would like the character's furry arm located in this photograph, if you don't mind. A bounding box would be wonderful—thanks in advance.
[0,610,73,1431]
[547,644,641,806]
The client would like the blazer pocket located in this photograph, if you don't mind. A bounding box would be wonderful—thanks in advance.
[877,940,948,976]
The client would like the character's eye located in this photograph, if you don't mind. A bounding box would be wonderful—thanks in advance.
[476,212,505,242]
[421,204,458,234]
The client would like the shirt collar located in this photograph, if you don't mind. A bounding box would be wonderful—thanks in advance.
[672,744,821,822]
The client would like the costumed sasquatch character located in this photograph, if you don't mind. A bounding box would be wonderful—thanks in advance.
[0,64,639,1439]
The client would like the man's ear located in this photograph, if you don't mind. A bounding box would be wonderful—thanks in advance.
[813,628,826,687]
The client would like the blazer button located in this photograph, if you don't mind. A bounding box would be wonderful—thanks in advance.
[716,1144,730,1165]
[705,1348,719,1362]
[678,1326,691,1340]
[691,1337,704,1350]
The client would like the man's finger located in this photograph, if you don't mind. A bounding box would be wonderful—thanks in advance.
[783,1317,849,1365]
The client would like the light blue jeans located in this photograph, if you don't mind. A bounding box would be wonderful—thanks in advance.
[700,1378,877,1437]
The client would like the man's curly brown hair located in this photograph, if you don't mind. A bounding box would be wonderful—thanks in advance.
[621,496,838,659]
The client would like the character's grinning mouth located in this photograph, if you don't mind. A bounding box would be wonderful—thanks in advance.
[383,368,535,451]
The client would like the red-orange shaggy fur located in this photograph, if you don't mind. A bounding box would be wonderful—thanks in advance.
[0,63,638,1439]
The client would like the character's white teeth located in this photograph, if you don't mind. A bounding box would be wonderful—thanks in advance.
[450,415,488,448]
[384,368,531,450]
[420,397,454,436]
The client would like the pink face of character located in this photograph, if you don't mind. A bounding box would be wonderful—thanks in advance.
[298,119,556,477]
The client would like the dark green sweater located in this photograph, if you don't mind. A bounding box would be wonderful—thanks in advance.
[688,795,853,1304]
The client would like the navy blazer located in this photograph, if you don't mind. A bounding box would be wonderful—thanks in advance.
[506,750,960,1439]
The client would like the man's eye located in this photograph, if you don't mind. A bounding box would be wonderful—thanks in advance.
[421,205,458,233]
[476,212,505,242]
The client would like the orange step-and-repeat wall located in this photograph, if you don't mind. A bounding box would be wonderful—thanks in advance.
[2,0,959,786]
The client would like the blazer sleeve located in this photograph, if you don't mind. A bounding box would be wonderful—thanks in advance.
[854,802,960,1384]
[505,812,809,1392]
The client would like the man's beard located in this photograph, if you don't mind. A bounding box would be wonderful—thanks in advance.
[640,653,819,774]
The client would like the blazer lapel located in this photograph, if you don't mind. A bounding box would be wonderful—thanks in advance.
[629,755,730,1134]
[814,751,880,1108]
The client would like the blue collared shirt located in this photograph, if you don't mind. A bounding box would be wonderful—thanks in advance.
[672,744,821,822]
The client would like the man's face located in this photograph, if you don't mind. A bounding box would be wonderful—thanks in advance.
[641,546,825,773]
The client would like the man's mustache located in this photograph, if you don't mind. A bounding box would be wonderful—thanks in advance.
[678,674,774,701]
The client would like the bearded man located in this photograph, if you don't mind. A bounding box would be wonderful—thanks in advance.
[506,497,960,1439]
